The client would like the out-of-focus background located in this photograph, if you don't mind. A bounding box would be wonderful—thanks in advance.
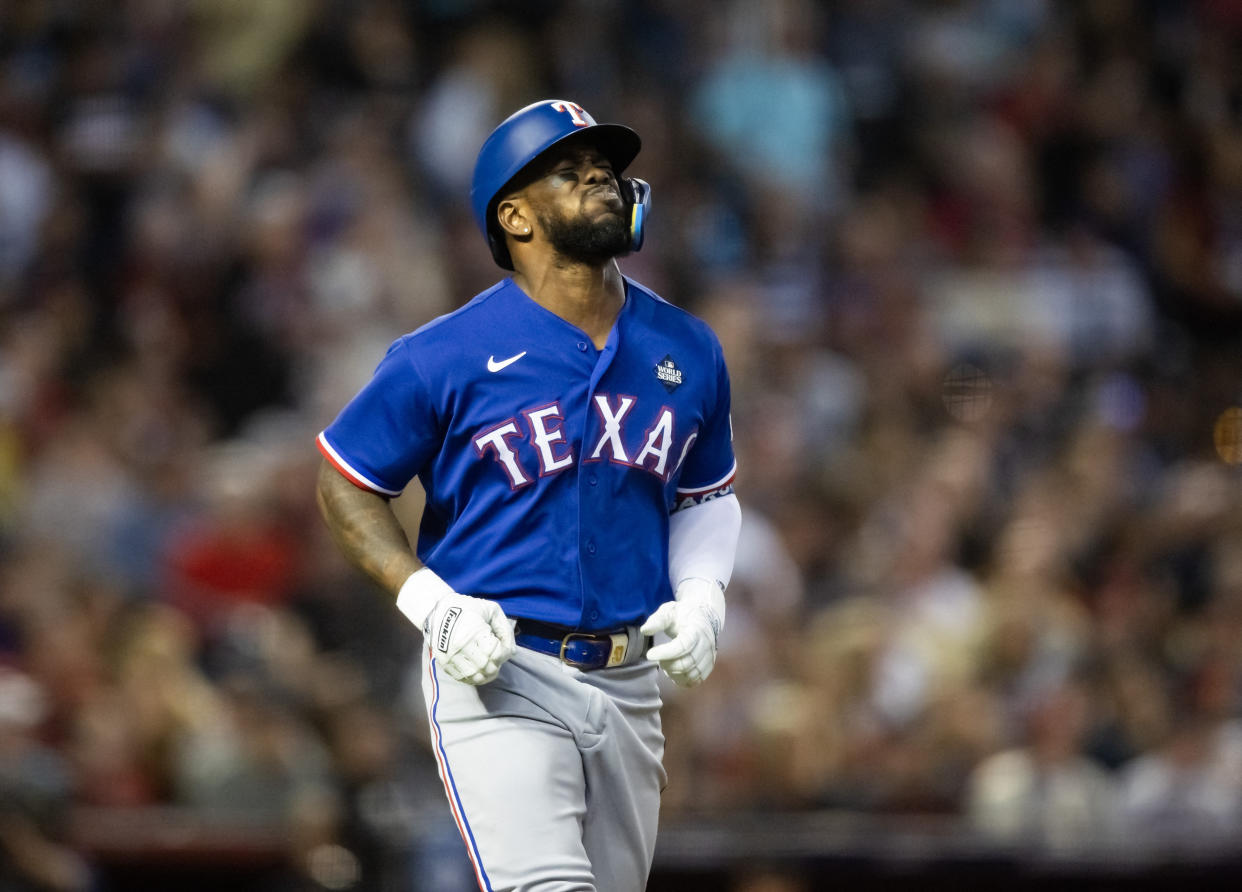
[2,0,1242,889]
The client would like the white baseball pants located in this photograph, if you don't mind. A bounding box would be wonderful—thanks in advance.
[421,643,666,891]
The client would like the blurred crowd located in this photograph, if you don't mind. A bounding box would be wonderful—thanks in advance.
[3,0,1242,889]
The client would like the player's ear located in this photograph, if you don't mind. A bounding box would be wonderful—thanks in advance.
[495,198,533,242]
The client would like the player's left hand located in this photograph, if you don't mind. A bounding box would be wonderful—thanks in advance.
[640,578,725,687]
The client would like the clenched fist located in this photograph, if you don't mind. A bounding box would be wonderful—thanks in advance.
[398,568,516,685]
[640,577,725,687]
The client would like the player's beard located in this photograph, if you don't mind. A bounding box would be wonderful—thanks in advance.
[537,206,630,265]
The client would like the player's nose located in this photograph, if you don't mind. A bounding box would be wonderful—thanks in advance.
[581,160,613,185]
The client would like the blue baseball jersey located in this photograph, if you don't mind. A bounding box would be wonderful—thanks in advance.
[317,277,736,630]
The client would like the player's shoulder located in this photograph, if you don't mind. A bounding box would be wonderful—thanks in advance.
[403,279,512,344]
[625,277,724,353]
[381,279,513,368]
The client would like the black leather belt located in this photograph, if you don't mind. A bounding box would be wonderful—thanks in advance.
[513,619,649,671]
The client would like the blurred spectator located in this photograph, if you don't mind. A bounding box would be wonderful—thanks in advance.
[966,679,1118,851]
[690,0,851,216]
[412,20,544,205]
[0,667,91,891]
[159,439,300,628]
[0,129,53,290]
[1115,713,1242,846]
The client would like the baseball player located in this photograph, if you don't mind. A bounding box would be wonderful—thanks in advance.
[315,99,741,891]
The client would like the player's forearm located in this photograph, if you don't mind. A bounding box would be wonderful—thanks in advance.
[667,492,741,592]
[316,458,421,596]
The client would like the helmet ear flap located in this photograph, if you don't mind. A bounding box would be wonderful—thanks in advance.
[622,177,651,252]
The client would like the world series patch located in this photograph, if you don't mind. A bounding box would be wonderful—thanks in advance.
[655,355,683,392]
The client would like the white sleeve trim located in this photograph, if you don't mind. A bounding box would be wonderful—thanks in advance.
[668,492,741,591]
[675,459,737,496]
[317,432,404,497]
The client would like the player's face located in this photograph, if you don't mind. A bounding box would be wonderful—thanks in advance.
[527,144,630,264]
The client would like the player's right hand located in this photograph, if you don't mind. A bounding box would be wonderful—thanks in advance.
[397,568,516,685]
[425,592,516,684]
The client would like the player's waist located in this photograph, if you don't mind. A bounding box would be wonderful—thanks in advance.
[512,618,651,671]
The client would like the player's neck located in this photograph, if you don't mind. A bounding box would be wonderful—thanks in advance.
[513,259,624,349]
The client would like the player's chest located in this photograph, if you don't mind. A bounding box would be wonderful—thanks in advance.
[448,346,705,487]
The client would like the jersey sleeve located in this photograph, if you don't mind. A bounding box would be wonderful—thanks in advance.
[674,335,736,502]
[317,337,439,496]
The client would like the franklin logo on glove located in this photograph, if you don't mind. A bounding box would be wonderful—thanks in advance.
[437,606,462,652]
[394,568,517,686]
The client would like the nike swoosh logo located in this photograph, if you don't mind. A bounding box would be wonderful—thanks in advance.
[487,351,527,372]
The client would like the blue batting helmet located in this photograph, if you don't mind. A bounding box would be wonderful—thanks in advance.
[470,99,645,269]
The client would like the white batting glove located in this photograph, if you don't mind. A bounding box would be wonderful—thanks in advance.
[640,577,726,688]
[397,568,516,685]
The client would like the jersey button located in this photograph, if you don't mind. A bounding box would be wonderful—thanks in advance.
[589,609,600,622]
[587,475,598,486]
[586,540,597,554]
[576,341,588,352]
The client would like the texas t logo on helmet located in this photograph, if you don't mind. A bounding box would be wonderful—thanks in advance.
[548,100,590,126]
[470,99,652,269]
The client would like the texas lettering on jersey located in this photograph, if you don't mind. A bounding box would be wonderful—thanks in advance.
[473,395,694,488]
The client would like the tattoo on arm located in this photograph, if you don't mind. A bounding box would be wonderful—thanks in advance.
[316,459,421,597]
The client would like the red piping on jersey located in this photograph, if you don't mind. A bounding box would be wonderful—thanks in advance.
[316,432,402,497]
